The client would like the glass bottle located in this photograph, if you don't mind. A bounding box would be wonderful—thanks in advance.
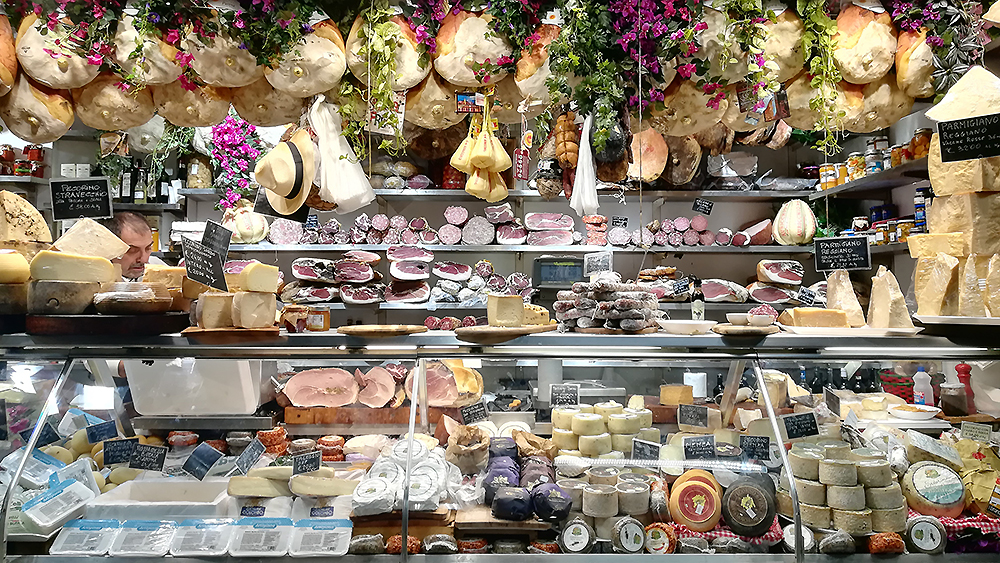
[120,158,134,204]
[690,278,705,321]
[913,187,929,233]
[956,362,977,415]
[133,160,147,204]
[158,167,173,204]
[712,374,724,399]
[939,383,968,416]
[913,366,933,405]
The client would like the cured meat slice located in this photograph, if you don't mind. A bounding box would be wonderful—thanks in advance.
[608,227,631,246]
[673,217,691,232]
[506,272,531,290]
[269,219,304,245]
[390,260,431,280]
[385,280,431,303]
[387,245,434,262]
[583,215,607,224]
[715,228,733,246]
[292,257,338,283]
[475,260,494,277]
[682,229,701,246]
[703,279,750,303]
[280,281,339,303]
[485,202,515,224]
[284,368,359,407]
[433,261,473,281]
[401,229,420,245]
[486,273,507,291]
[632,229,654,247]
[356,366,396,408]
[300,230,319,244]
[371,214,390,231]
[444,206,469,226]
[462,216,495,245]
[419,229,439,245]
[344,250,381,265]
[756,260,804,285]
[383,229,401,245]
[340,283,384,304]
[660,218,675,232]
[389,215,408,230]
[691,215,709,232]
[526,230,574,246]
[334,260,375,283]
[438,224,462,245]
[333,232,350,244]
[409,217,428,231]
[404,360,483,407]
[497,223,528,245]
[524,212,574,231]
[732,219,772,246]
[462,315,477,327]
[320,219,341,234]
[587,232,609,246]
[438,316,462,330]
[424,315,441,330]
[747,282,797,304]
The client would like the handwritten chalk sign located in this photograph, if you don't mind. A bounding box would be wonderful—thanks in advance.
[740,435,770,461]
[683,435,716,460]
[103,437,140,465]
[234,438,266,475]
[182,236,228,292]
[460,401,489,424]
[19,422,59,448]
[550,383,580,406]
[129,444,168,471]
[632,438,661,461]
[797,286,818,307]
[814,236,871,271]
[182,442,225,480]
[782,412,819,439]
[938,113,1000,162]
[678,404,709,428]
[692,198,714,215]
[85,420,117,444]
[293,451,322,475]
[611,216,629,229]
[50,177,112,221]
[201,219,233,258]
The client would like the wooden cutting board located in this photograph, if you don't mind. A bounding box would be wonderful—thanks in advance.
[454,505,551,531]
[181,326,282,343]
[454,324,556,344]
[27,312,190,336]
[576,327,658,335]
[711,323,780,336]
[337,324,428,337]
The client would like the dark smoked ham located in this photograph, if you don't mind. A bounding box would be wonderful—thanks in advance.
[444,206,469,226]
[485,202,515,224]
[438,224,462,245]
[497,223,528,245]
[344,250,381,265]
[340,283,385,304]
[756,260,804,285]
[292,257,339,283]
[747,282,796,304]
[385,281,431,303]
[335,260,375,283]
[390,260,431,280]
[526,230,574,246]
[524,212,574,231]
[703,279,749,303]
[433,261,473,281]
[462,216,495,246]
[387,245,434,262]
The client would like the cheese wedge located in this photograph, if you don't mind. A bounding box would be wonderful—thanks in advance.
[238,262,280,293]
[827,269,865,327]
[29,250,116,283]
[52,218,129,260]
[227,476,292,498]
[143,264,187,288]
[0,250,30,283]
[916,253,959,316]
[868,266,914,328]
[288,475,359,497]
[958,253,987,316]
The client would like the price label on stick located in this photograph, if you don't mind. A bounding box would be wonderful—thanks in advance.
[677,404,709,428]
[20,422,59,448]
[782,412,820,439]
[234,438,266,475]
[460,401,489,424]
[129,444,168,471]
[550,383,580,406]
[182,236,228,292]
[293,450,322,475]
[182,442,225,480]
[937,112,1000,162]
[201,219,233,258]
[740,435,770,461]
[692,198,714,215]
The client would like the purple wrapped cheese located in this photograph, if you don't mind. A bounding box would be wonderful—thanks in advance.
[483,465,521,504]
[531,483,573,521]
[492,487,533,521]
[489,437,518,459]
[520,463,556,491]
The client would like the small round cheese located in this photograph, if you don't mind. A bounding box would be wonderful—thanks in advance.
[872,505,908,532]
[817,440,851,460]
[587,467,620,486]
[782,523,815,553]
[554,455,590,478]
[557,478,588,510]
[598,451,625,460]
[583,484,619,517]
[832,507,873,535]
[608,413,642,434]
[857,459,893,488]
[638,427,661,443]
[559,449,584,457]
[611,433,638,455]
[789,450,824,480]
[721,478,777,537]
[594,515,626,540]
[390,438,428,466]
[796,478,827,506]
[668,480,722,533]
[616,481,650,515]
[579,433,612,456]
[905,515,948,554]
[611,516,646,553]
[594,401,624,422]
[624,407,654,428]
[850,447,885,461]
[572,413,607,436]
[552,428,579,450]
[559,517,596,553]
[866,483,905,509]
[776,489,793,518]
[828,484,866,511]
[801,503,832,528]
[552,407,582,430]
[791,442,824,454]
[819,458,858,486]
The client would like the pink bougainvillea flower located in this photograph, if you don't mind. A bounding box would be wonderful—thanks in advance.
[86,53,102,66]
[174,52,194,67]
[695,21,708,31]
[677,63,696,78]
[178,74,197,91]
[164,28,180,44]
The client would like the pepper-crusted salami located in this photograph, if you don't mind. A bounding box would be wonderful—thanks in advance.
[320,218,341,234]
[350,227,367,244]
[660,218,675,233]
[462,216,495,245]
[371,214,390,231]
[682,229,700,246]
[438,224,462,245]
[667,231,683,246]
[699,230,715,246]
[691,215,709,232]
[608,226,631,246]
[299,230,319,244]
[444,206,469,226]
[654,230,669,246]
[389,215,408,230]
[355,213,371,232]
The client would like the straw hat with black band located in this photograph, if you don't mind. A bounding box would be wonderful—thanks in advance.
[255,128,315,216]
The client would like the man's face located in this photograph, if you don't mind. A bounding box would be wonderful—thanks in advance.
[115,226,153,279]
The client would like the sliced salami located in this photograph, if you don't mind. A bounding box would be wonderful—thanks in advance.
[438,224,463,245]
[419,229,439,245]
[659,218,675,233]
[690,215,709,232]
[268,219,304,245]
[424,316,441,330]
[496,223,528,245]
[371,214,390,231]
[484,202,515,224]
[354,213,371,232]
[299,230,319,244]
[653,230,669,246]
[608,226,631,246]
[408,217,428,231]
[462,216,495,246]
[350,227,366,244]
[673,217,691,232]
[383,229,401,245]
[682,229,700,246]
[698,230,715,246]
[389,215,408,230]
[462,316,477,327]
[333,231,351,245]
[475,260,494,277]
[401,229,420,245]
[666,231,683,246]
[444,206,469,226]
[365,230,384,245]
[320,218,341,234]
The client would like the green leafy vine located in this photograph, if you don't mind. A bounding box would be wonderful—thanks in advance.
[798,0,844,155]
[719,0,781,111]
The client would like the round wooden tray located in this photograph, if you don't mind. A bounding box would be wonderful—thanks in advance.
[337,324,428,338]
[26,312,191,336]
[712,323,780,336]
[455,324,557,344]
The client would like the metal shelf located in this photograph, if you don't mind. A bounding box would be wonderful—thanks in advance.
[871,243,909,255]
[229,243,814,255]
[115,202,184,214]
[0,176,47,185]
[809,158,929,200]
[177,188,218,200]
[131,415,275,431]
[374,188,816,202]
[293,303,485,311]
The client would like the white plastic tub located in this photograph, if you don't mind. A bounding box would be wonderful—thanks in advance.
[85,479,233,521]
[124,359,261,415]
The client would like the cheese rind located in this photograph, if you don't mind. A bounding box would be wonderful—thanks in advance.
[142,265,187,288]
[0,282,28,314]
[819,458,858,485]
[196,292,235,329]
[0,251,30,283]
[828,484,866,510]
[865,483,905,509]
[857,459,893,487]
[868,265,914,328]
[232,291,277,328]
[29,250,116,283]
[916,254,959,316]
[552,428,579,450]
[872,505,908,532]
[928,192,1000,255]
[988,254,1000,316]
[610,433,637,454]
[789,450,824,480]
[827,270,865,327]
[571,413,606,436]
[659,384,693,406]
[608,413,641,434]
[832,507,873,535]
[578,433,612,456]
[0,190,51,242]
[958,253,987,316]
[52,218,129,260]
[552,407,581,430]
[237,262,280,293]
[247,466,336,480]
[907,232,969,258]
[182,276,211,299]
[901,461,965,517]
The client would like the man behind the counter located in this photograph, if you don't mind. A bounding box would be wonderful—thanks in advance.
[102,211,158,280]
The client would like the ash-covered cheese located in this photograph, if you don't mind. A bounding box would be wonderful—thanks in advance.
[611,516,646,553]
[789,450,824,480]
[557,478,588,510]
[552,428,579,450]
[721,477,777,537]
[866,483,905,509]
[572,413,607,436]
[801,503,833,528]
[594,401,624,422]
[611,433,638,455]
[828,484,866,511]
[872,505,908,532]
[616,481,651,515]
[552,407,582,430]
[832,507,873,535]
[559,517,596,553]
[819,459,858,486]
[579,433,613,457]
[905,430,964,472]
[624,408,654,428]
[857,459,893,488]
[587,467,620,486]
[608,413,642,434]
[583,484,619,518]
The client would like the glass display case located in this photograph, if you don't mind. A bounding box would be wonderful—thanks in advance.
[0,332,998,562]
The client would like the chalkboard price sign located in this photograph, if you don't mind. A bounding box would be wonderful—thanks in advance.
[182,442,225,480]
[182,236,228,292]
[85,420,118,444]
[739,435,770,461]
[683,435,717,460]
[814,236,871,272]
[824,387,841,419]
[692,198,714,215]
[797,286,817,307]
[293,450,322,475]
[201,219,233,258]
[460,401,489,424]
[234,438,266,475]
[678,404,709,428]
[0,399,7,442]
[611,216,629,229]
[103,437,140,465]
[550,383,580,406]
[937,113,1000,163]
[632,438,661,461]
[20,422,59,448]
[782,412,820,439]
[50,177,112,221]
[129,444,168,471]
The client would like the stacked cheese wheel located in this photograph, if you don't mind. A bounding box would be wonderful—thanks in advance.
[776,441,906,534]
[551,402,659,460]
[554,465,659,548]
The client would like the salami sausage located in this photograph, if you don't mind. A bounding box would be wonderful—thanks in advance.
[608,227,631,246]
[438,224,463,245]
[690,215,709,232]
[401,229,420,245]
[444,206,469,226]
[371,214,390,231]
[354,213,371,232]
[715,228,733,246]
[682,229,700,246]
[673,217,691,232]
[462,216,495,245]
[389,215,408,230]
[699,230,715,246]
[666,231,683,246]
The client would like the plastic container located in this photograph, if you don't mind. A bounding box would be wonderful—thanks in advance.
[169,519,236,557]
[50,520,122,555]
[939,383,968,416]
[85,479,233,521]
[109,520,176,556]
[913,367,933,406]
[56,458,102,496]
[288,518,353,557]
[22,479,96,535]
[124,358,261,415]
[229,517,294,557]
[0,447,66,488]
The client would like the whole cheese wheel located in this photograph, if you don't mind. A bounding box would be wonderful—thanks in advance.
[644,522,677,554]
[638,427,660,443]
[763,10,806,83]
[0,15,16,96]
[793,477,827,506]
[832,4,897,85]
[433,10,512,87]
[611,516,646,553]
[866,483,905,509]
[152,81,232,127]
[616,482,651,515]
[578,433,612,456]
[857,459,893,487]
[112,15,182,86]
[668,480,722,532]
[552,428,579,450]
[347,15,430,91]
[905,515,947,554]
[72,73,155,131]
[0,73,74,143]
[801,502,832,528]
[849,447,884,461]
[127,115,165,154]
[266,20,346,97]
[817,440,852,460]
[789,449,824,480]
[828,484,866,510]
[231,77,307,127]
[572,413,606,436]
[552,407,581,430]
[784,71,860,132]
[559,517,596,553]
[557,478,587,510]
[902,462,965,518]
[583,484,619,518]
[608,413,642,434]
[611,433,638,454]
[587,467,620,486]
[673,469,722,498]
[16,15,98,89]
[896,28,934,98]
[182,24,263,88]
[594,401,624,422]
[872,505,908,533]
[819,458,858,486]
[721,477,777,537]
[832,507,873,535]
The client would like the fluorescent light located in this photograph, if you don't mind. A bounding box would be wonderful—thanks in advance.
[365,345,418,351]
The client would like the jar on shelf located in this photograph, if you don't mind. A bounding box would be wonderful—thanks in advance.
[911,128,932,160]
[882,149,892,171]
[29,161,45,178]
[835,163,848,185]
[887,220,898,243]
[890,145,904,167]
[864,149,885,175]
[187,154,212,190]
[939,383,969,416]
[306,304,331,332]
[12,160,31,176]
[0,145,15,162]
[820,164,836,190]
[846,152,866,181]
[873,221,890,245]
[23,144,43,161]
[896,219,914,243]
[867,135,889,153]
[0,161,13,175]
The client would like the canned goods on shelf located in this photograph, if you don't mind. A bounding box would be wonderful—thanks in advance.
[867,135,889,152]
[847,152,866,181]
[820,164,837,190]
[864,149,884,175]
[896,219,915,243]
[911,128,932,160]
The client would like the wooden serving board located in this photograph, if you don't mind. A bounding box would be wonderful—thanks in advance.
[26,312,190,336]
[577,327,658,335]
[712,323,780,336]
[181,326,282,343]
[284,405,458,426]
[454,505,551,531]
[337,324,428,337]
[454,324,556,344]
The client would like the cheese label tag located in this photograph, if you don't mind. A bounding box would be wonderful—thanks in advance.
[20,422,60,448]
[739,435,770,461]
[293,451,322,475]
[514,148,530,180]
[814,236,872,271]
[366,91,406,137]
[937,112,1000,162]
[961,421,993,443]
[782,412,820,439]
[797,286,818,306]
[987,479,1000,518]
[683,435,716,460]
[129,444,168,471]
[183,442,225,480]
[824,387,841,418]
[234,438,266,475]
[182,236,228,292]
[692,198,714,215]
[550,383,580,406]
[201,220,233,259]
[631,438,661,461]
[85,420,118,444]
[50,177,113,221]
[678,404,710,428]
[103,437,140,466]
[460,401,489,424]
